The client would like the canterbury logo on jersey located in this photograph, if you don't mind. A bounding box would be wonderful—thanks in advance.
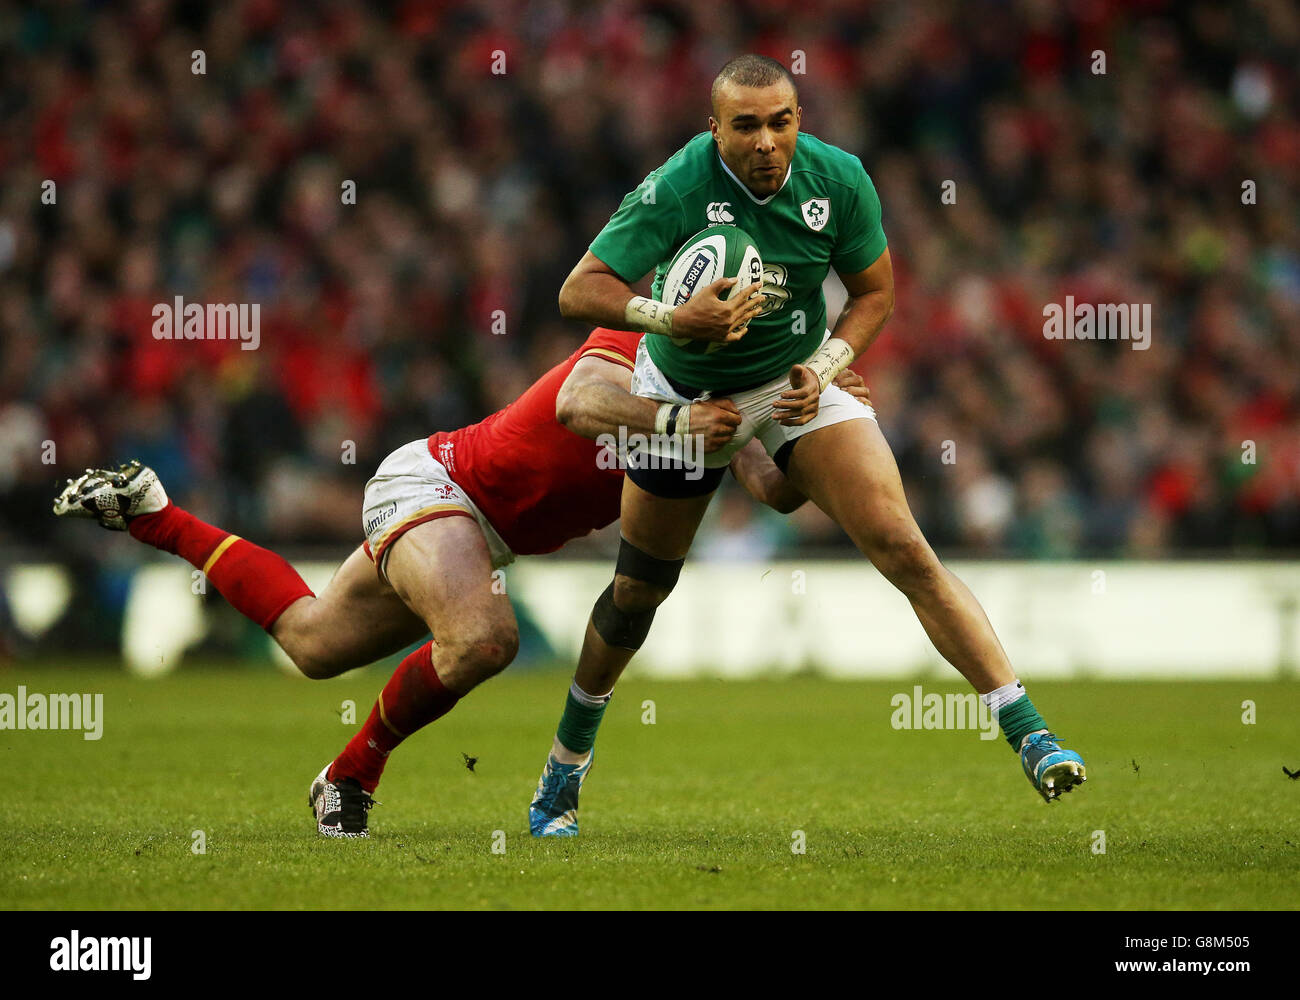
[706,201,734,224]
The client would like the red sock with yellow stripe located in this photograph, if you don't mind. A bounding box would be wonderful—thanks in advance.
[127,502,314,629]
[329,641,459,793]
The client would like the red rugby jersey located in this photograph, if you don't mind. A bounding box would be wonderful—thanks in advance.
[426,328,642,555]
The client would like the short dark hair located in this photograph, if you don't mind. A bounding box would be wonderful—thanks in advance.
[711,54,798,117]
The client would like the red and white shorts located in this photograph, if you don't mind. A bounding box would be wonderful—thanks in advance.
[361,440,514,580]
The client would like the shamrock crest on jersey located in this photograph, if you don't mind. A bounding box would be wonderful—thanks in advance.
[801,198,830,232]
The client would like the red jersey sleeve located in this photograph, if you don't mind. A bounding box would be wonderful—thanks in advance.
[576,328,642,371]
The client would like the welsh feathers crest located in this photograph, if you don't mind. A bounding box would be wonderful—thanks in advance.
[801,198,830,231]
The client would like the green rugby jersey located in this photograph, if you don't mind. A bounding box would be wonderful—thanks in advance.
[589,131,887,390]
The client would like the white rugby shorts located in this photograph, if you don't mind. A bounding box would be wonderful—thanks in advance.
[361,439,515,579]
[629,333,876,469]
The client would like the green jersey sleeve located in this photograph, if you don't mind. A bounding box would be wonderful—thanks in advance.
[831,162,888,275]
[588,173,687,283]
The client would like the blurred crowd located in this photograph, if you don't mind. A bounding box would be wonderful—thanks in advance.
[2,0,1299,564]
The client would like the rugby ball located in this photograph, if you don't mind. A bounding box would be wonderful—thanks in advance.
[658,225,763,352]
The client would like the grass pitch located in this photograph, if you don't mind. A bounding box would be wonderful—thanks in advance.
[3,662,1297,909]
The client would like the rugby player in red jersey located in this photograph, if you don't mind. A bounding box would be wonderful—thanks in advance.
[53,326,869,837]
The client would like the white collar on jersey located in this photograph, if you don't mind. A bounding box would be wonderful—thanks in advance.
[717,151,792,205]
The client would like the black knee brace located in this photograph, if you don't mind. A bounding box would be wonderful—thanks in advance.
[592,581,653,650]
[590,538,686,649]
[615,536,685,589]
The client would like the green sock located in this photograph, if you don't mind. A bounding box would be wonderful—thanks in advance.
[998,695,1047,751]
[554,682,610,755]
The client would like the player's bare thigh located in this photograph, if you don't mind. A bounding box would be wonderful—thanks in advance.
[611,476,716,612]
[784,417,928,556]
[382,514,518,694]
[272,545,429,679]
[785,393,1017,693]
[619,476,716,559]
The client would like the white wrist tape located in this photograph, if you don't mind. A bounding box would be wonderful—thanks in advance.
[654,402,691,438]
[626,295,674,336]
[804,337,855,390]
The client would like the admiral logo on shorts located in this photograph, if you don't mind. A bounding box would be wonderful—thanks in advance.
[596,427,706,481]
[365,501,398,535]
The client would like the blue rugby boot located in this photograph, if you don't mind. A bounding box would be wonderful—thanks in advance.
[529,752,593,837]
[1021,731,1087,802]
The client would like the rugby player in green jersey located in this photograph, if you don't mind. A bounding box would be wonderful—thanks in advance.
[529,55,1086,837]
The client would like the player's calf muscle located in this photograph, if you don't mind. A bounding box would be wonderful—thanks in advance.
[272,600,418,680]
[269,601,335,679]
[270,547,428,679]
